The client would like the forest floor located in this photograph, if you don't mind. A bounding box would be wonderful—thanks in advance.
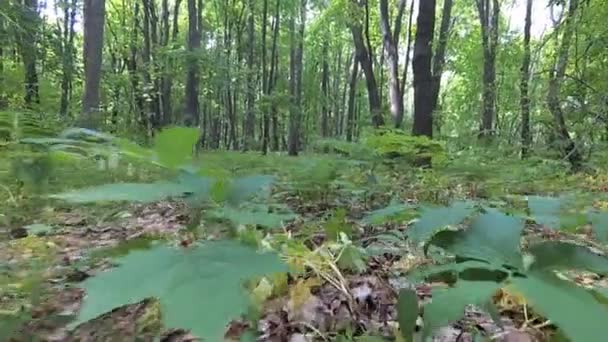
[2,147,608,342]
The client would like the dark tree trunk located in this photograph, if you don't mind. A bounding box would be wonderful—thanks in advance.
[59,0,77,117]
[321,41,330,137]
[412,0,436,138]
[18,0,40,108]
[379,0,407,128]
[288,0,306,156]
[349,0,383,128]
[261,0,270,154]
[476,0,500,139]
[430,0,454,115]
[81,0,106,128]
[184,0,201,126]
[400,0,415,103]
[333,48,344,136]
[346,53,359,142]
[244,0,256,149]
[547,0,582,168]
[269,0,281,152]
[520,0,532,158]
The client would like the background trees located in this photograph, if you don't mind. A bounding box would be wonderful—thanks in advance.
[0,0,607,167]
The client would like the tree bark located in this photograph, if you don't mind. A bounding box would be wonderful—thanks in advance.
[184,0,201,126]
[520,0,532,158]
[400,0,415,104]
[346,53,359,142]
[349,0,383,128]
[17,0,40,108]
[321,41,330,137]
[476,0,500,139]
[379,0,407,128]
[244,0,256,149]
[81,0,106,128]
[288,0,306,156]
[59,0,77,117]
[412,0,436,138]
[430,0,454,116]
[270,0,281,151]
[546,0,582,168]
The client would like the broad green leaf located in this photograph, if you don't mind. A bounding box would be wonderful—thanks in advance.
[210,206,296,229]
[407,260,496,282]
[24,223,53,235]
[397,288,418,341]
[409,201,474,244]
[442,211,524,268]
[589,211,608,244]
[153,127,199,168]
[511,271,608,342]
[423,281,501,338]
[528,241,608,275]
[227,175,275,205]
[74,241,286,340]
[325,208,352,240]
[527,196,561,229]
[337,245,367,273]
[50,182,192,203]
[360,202,415,225]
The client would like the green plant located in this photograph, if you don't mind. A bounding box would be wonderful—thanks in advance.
[362,128,446,166]
[402,208,608,341]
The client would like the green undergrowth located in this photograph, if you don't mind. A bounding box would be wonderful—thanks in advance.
[3,126,608,341]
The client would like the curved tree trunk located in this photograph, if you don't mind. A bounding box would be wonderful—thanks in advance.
[546,0,582,168]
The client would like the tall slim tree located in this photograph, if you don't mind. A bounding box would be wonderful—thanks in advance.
[81,0,106,128]
[412,0,436,138]
[288,0,306,156]
[244,0,256,149]
[346,53,359,142]
[379,0,407,128]
[184,0,201,126]
[349,0,383,128]
[58,0,77,117]
[547,0,582,167]
[520,0,532,158]
[17,0,40,108]
[476,0,500,139]
[430,0,454,123]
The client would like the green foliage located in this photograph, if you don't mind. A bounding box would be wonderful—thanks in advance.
[0,111,58,143]
[360,201,415,225]
[209,205,296,229]
[153,127,199,168]
[363,129,446,166]
[408,201,475,245]
[74,241,286,340]
[408,208,608,341]
[396,289,418,341]
[325,208,352,240]
[589,211,608,244]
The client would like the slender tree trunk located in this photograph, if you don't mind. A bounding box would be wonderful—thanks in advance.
[81,0,106,128]
[379,0,407,128]
[269,0,281,152]
[18,0,40,108]
[349,0,383,128]
[59,0,77,117]
[261,0,270,154]
[346,53,359,142]
[321,41,330,137]
[412,0,436,138]
[520,0,532,158]
[184,0,201,126]
[401,0,415,103]
[430,0,454,115]
[547,0,582,168]
[332,48,344,136]
[476,0,500,139]
[288,0,306,156]
[244,0,256,149]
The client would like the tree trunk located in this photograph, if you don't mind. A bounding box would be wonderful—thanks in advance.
[430,0,454,115]
[412,0,436,138]
[349,0,383,128]
[546,0,582,168]
[379,0,407,128]
[288,0,306,156]
[321,41,330,137]
[346,53,359,142]
[81,0,106,128]
[17,0,40,108]
[400,0,415,103]
[520,0,532,158]
[261,0,270,154]
[476,0,500,139]
[59,0,77,117]
[244,0,256,149]
[269,0,281,152]
[184,0,201,126]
